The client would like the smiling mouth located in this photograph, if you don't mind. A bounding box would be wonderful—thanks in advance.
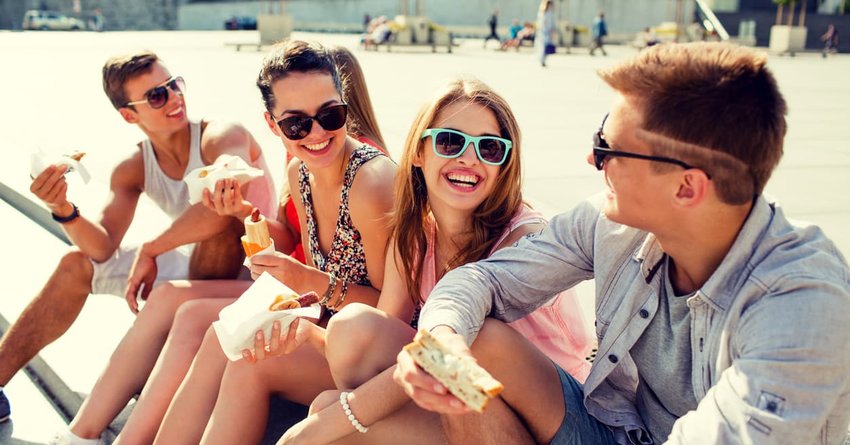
[446,172,481,188]
[304,139,330,152]
[166,106,183,117]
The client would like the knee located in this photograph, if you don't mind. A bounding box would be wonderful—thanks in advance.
[326,303,383,369]
[56,249,94,282]
[470,318,514,368]
[308,389,341,415]
[169,300,217,343]
[141,281,183,313]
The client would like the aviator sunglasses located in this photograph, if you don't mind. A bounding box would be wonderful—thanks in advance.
[125,76,185,109]
[274,104,348,140]
[421,128,512,166]
[592,114,709,178]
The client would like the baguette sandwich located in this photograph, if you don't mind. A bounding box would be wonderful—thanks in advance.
[403,329,504,413]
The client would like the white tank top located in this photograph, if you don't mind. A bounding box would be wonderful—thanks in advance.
[141,121,204,220]
[140,120,278,221]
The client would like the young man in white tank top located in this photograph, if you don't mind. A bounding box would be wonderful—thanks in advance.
[0,50,277,421]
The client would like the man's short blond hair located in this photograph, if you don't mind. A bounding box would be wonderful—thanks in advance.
[102,50,159,110]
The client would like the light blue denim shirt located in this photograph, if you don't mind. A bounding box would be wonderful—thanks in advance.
[420,195,850,444]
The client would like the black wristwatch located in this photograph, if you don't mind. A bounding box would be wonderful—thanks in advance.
[51,203,80,224]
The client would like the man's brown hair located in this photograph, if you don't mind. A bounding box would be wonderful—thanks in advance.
[599,42,787,205]
[102,50,160,110]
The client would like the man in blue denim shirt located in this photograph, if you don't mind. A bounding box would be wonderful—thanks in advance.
[395,42,850,444]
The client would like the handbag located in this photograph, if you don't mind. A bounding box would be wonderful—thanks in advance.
[544,43,556,55]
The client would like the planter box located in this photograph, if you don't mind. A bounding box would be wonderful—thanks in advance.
[258,14,293,45]
[769,25,807,54]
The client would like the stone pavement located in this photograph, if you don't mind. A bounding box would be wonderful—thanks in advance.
[0,30,848,444]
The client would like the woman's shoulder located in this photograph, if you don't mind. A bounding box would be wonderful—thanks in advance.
[493,204,547,251]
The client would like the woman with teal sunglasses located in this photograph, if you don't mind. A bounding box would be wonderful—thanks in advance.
[272,78,592,445]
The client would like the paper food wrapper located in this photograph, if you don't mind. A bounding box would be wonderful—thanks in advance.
[243,239,275,268]
[184,154,265,204]
[30,150,91,184]
[213,272,321,361]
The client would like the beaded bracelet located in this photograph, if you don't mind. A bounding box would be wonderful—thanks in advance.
[319,273,338,307]
[339,391,368,433]
[331,279,349,310]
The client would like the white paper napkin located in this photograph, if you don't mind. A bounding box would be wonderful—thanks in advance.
[213,272,321,361]
[243,239,276,268]
[30,150,91,184]
[184,154,265,204]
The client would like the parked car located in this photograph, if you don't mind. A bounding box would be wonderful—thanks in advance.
[224,16,257,30]
[22,10,86,31]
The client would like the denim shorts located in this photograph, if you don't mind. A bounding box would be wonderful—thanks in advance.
[549,364,617,445]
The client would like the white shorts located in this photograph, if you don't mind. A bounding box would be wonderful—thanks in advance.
[90,245,193,296]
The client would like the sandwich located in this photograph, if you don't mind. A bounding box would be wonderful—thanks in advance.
[241,208,272,256]
[403,329,504,413]
[269,291,319,311]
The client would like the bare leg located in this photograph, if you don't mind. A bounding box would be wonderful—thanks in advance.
[153,326,232,445]
[325,303,415,388]
[188,218,244,280]
[0,250,93,386]
[199,341,335,445]
[441,319,565,445]
[71,281,248,439]
[277,304,443,445]
[282,386,445,445]
[114,296,240,445]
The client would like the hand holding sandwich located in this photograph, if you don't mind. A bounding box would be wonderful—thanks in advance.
[202,177,252,220]
[242,290,322,362]
[30,164,71,215]
[394,326,475,415]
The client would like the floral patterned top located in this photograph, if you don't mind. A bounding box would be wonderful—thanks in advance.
[298,144,385,287]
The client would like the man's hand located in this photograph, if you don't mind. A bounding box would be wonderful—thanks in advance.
[202,178,251,220]
[249,252,303,283]
[242,317,315,363]
[393,328,472,415]
[125,249,158,314]
[30,164,70,212]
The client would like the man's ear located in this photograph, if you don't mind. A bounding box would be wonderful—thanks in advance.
[264,111,281,137]
[674,171,709,206]
[119,107,138,124]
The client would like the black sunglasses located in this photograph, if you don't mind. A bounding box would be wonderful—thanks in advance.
[274,104,348,140]
[126,76,185,109]
[592,114,709,178]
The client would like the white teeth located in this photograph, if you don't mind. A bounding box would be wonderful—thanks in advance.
[446,173,479,187]
[304,140,330,151]
[167,107,182,116]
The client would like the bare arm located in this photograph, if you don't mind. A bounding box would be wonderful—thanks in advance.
[30,154,143,262]
[143,121,261,257]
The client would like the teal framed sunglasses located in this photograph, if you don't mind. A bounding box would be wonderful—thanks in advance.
[421,128,513,166]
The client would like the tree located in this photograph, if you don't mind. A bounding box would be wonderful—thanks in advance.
[773,0,808,26]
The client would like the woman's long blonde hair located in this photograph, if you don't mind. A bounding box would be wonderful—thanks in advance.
[392,78,523,305]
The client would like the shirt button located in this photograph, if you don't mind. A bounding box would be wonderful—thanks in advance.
[608,354,618,363]
[639,309,649,319]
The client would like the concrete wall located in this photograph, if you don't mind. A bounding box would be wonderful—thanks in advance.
[717,9,850,49]
[177,0,691,35]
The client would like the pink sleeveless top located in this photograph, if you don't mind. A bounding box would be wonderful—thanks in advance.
[419,205,592,382]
